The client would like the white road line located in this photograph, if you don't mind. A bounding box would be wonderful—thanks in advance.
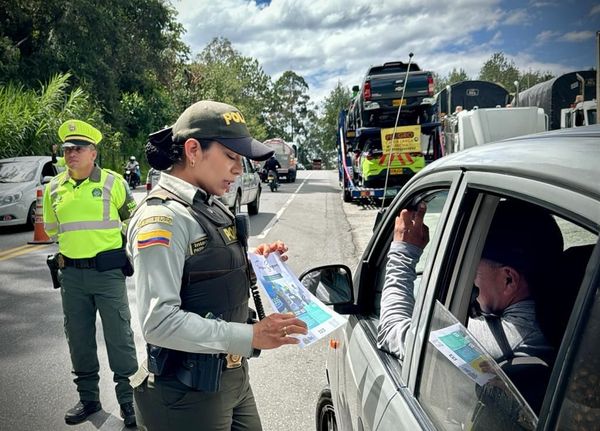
[256,173,313,240]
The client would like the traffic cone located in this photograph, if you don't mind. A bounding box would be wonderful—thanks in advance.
[28,188,54,244]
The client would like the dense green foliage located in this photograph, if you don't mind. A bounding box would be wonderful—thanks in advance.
[0,2,557,172]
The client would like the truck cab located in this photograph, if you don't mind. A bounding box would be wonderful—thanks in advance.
[561,100,597,129]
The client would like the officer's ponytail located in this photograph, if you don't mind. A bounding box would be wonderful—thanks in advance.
[147,126,214,171]
[146,126,187,170]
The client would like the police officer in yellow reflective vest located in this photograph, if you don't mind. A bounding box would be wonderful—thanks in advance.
[43,120,138,427]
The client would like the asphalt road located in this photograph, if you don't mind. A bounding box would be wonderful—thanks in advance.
[0,170,380,431]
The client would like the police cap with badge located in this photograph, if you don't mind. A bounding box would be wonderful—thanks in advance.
[58,119,103,148]
[147,101,274,169]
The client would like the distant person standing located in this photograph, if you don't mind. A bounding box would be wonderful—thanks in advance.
[43,120,138,427]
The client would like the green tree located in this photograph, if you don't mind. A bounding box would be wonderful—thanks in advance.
[518,69,555,91]
[268,71,310,142]
[434,68,470,93]
[478,52,519,90]
[0,0,187,124]
[0,73,104,159]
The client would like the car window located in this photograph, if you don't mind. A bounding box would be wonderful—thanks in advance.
[373,189,451,316]
[414,193,599,430]
[41,161,57,178]
[418,301,537,430]
[555,273,600,430]
[0,161,37,183]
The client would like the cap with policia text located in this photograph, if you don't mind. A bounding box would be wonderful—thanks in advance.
[149,101,274,161]
[58,120,103,147]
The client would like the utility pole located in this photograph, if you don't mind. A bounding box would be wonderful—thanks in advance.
[596,31,599,107]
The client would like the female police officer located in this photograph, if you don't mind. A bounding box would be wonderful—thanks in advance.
[126,101,308,430]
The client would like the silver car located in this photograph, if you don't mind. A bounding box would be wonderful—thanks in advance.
[218,157,261,215]
[301,126,600,431]
[0,156,61,228]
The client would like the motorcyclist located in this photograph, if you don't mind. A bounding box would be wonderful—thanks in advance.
[263,155,281,184]
[124,156,141,186]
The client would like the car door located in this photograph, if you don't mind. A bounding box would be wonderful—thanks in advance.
[330,169,462,431]
[403,170,600,430]
[243,158,258,203]
[240,158,254,204]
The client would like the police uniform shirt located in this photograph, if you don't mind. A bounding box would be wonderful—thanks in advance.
[126,172,254,357]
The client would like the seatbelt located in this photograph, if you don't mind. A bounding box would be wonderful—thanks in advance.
[484,315,513,363]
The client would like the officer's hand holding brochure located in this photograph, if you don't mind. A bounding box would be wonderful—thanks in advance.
[248,252,346,347]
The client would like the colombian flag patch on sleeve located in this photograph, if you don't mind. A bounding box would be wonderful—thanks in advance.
[137,229,172,249]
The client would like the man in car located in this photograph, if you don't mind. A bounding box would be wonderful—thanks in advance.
[377,199,562,365]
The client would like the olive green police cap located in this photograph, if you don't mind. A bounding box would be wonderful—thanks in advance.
[149,101,274,161]
[58,120,103,147]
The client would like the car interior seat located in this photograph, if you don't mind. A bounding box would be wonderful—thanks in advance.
[536,244,595,349]
[501,243,595,415]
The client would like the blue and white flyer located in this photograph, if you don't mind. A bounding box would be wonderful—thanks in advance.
[248,252,346,347]
[429,323,497,386]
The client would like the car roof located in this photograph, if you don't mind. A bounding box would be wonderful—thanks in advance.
[422,125,600,199]
[0,156,52,163]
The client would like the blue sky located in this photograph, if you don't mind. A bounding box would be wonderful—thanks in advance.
[171,0,598,103]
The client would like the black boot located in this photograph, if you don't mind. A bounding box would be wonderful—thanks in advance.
[64,400,102,425]
[120,402,137,428]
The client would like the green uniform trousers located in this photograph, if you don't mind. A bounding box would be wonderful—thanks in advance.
[133,360,262,431]
[59,267,138,404]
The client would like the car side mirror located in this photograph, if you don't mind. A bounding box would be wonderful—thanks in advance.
[299,265,353,306]
[42,175,54,184]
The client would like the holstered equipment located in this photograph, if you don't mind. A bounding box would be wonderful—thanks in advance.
[46,253,62,289]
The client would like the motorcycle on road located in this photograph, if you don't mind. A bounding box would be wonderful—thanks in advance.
[124,169,140,189]
[267,170,279,192]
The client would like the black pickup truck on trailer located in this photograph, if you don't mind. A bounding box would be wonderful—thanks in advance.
[348,61,435,130]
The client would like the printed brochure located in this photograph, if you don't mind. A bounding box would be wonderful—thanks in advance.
[248,252,346,347]
[429,323,497,386]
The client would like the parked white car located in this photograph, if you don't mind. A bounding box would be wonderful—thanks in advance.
[218,157,261,215]
[0,156,61,228]
[301,126,600,431]
[145,168,161,194]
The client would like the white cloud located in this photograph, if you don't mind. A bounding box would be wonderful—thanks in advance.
[530,1,559,8]
[503,9,529,25]
[535,30,560,44]
[561,31,595,42]
[169,0,592,104]
[591,4,600,15]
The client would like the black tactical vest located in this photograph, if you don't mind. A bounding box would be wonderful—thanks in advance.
[147,188,250,324]
[180,193,250,323]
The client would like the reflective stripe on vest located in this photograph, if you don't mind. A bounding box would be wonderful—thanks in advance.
[49,170,123,258]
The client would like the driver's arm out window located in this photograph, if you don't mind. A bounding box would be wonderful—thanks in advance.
[377,190,450,359]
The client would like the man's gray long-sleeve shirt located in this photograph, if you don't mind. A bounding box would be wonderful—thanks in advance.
[377,241,552,362]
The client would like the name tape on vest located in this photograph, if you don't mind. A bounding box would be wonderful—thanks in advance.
[137,215,174,228]
[190,236,209,255]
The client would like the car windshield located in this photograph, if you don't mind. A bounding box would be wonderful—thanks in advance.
[0,161,38,183]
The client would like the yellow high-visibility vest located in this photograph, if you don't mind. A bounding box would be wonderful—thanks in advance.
[43,166,133,258]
